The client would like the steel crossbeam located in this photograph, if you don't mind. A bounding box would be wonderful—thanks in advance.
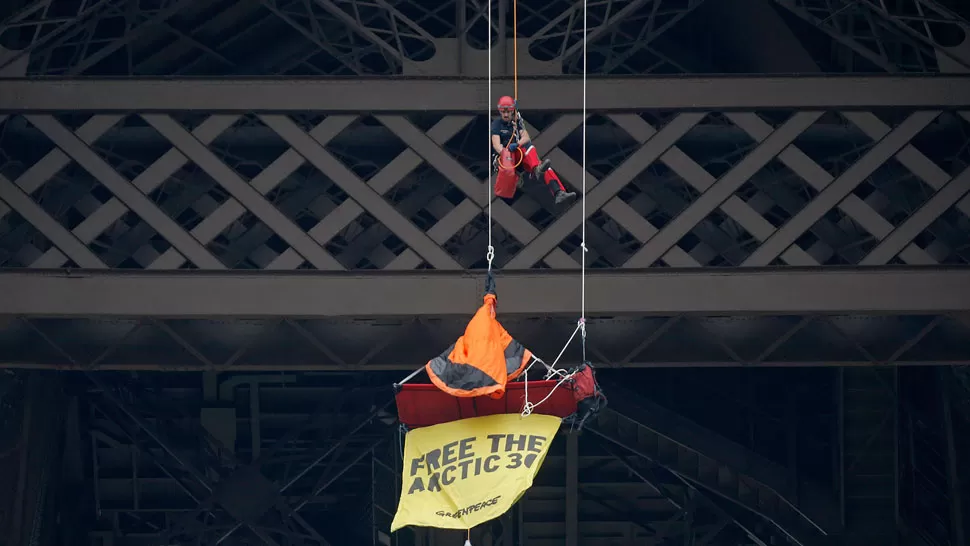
[4,312,969,371]
[2,268,969,317]
[3,76,970,112]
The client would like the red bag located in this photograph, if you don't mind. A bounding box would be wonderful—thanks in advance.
[571,364,603,404]
[566,363,607,429]
[494,149,522,199]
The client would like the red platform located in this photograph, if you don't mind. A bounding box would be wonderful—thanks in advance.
[396,381,578,428]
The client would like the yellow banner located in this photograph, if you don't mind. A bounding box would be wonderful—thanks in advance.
[391,413,561,531]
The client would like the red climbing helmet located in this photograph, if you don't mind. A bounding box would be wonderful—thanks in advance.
[497,95,516,113]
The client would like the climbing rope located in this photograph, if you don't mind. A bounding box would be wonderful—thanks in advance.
[580,0,589,362]
[513,0,518,101]
[520,0,590,418]
[485,0,495,271]
[520,322,584,417]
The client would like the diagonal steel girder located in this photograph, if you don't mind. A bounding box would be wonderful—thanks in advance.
[856,0,970,71]
[623,112,824,268]
[24,115,226,269]
[165,383,383,544]
[529,0,706,62]
[3,111,594,271]
[696,108,970,267]
[59,0,198,76]
[259,112,650,270]
[10,115,354,270]
[726,112,937,265]
[213,399,393,544]
[771,0,906,72]
[263,115,482,270]
[307,0,435,65]
[375,112,708,269]
[256,0,369,75]
[22,115,235,268]
[122,378,387,545]
[85,372,285,546]
[0,171,107,268]
[4,106,969,272]
[594,437,776,546]
[515,115,704,267]
[142,114,345,270]
[508,111,823,269]
[1,0,197,76]
[505,113,706,268]
[742,110,940,266]
[149,116,354,269]
[588,419,820,546]
[0,0,123,73]
[375,114,578,268]
[611,113,819,266]
[260,115,462,269]
[857,111,970,264]
[772,0,970,73]
[0,114,119,225]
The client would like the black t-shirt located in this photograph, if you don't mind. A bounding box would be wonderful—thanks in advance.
[490,116,526,148]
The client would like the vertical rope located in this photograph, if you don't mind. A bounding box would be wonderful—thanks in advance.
[513,0,518,101]
[485,0,494,271]
[580,0,588,360]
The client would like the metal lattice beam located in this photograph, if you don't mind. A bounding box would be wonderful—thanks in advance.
[1,76,968,275]
[527,0,707,71]
[772,0,970,73]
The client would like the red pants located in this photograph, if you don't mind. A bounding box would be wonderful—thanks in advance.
[518,145,566,194]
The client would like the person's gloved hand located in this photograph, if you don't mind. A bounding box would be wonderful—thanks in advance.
[508,142,519,152]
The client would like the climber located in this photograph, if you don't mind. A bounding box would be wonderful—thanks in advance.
[491,96,577,205]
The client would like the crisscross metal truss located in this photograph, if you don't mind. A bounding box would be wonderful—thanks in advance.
[2,0,968,77]
[1,105,969,271]
[0,0,707,77]
[2,313,969,370]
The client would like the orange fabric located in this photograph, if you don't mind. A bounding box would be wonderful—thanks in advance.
[508,349,532,382]
[425,294,516,399]
[426,371,503,399]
